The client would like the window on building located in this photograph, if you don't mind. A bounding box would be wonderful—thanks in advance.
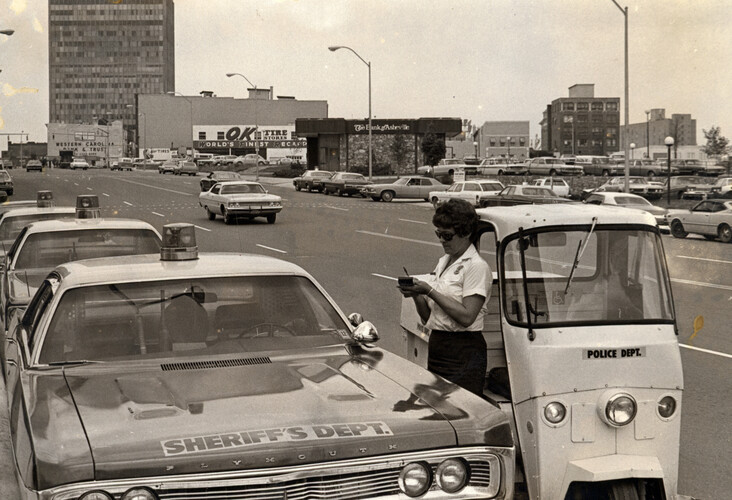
[563,139,572,147]
[606,139,617,147]
[489,138,496,146]
[563,102,575,111]
[591,102,604,111]
[519,137,525,145]
[577,114,588,123]
[606,102,618,111]
[563,115,574,123]
[198,132,206,140]
[217,131,225,140]
[592,127,602,134]
[577,102,589,111]
[500,139,505,146]
[606,128,617,137]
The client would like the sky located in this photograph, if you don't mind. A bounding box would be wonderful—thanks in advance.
[1,0,731,149]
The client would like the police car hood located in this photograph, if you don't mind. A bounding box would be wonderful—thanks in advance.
[64,346,485,480]
[7,268,48,305]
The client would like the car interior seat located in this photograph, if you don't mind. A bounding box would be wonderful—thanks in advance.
[164,294,210,351]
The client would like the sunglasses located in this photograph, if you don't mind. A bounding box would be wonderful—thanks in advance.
[434,229,457,241]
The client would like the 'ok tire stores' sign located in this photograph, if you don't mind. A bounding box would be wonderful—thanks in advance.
[193,125,306,150]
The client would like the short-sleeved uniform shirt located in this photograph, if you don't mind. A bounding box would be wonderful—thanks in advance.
[424,244,491,332]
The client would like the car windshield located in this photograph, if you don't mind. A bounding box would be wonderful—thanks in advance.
[214,172,240,180]
[615,196,650,206]
[0,213,74,242]
[311,171,331,177]
[221,184,265,194]
[502,228,674,327]
[0,172,10,180]
[14,229,161,270]
[38,275,351,364]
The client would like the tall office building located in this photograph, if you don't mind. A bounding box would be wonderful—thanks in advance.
[48,0,174,137]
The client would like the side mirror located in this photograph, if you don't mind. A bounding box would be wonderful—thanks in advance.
[347,312,363,327]
[351,320,379,344]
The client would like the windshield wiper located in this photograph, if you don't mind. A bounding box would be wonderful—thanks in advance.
[564,217,598,295]
[46,360,102,367]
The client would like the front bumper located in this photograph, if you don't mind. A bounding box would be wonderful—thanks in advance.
[227,203,282,216]
[30,447,513,500]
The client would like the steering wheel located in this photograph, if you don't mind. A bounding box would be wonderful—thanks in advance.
[241,322,297,338]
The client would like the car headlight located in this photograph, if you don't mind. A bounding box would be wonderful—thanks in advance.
[435,458,469,493]
[604,393,637,426]
[398,462,432,497]
[79,492,114,500]
[228,202,240,208]
[657,395,677,418]
[121,488,158,500]
[544,401,567,424]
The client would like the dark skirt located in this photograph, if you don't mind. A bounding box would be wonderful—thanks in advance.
[427,330,487,396]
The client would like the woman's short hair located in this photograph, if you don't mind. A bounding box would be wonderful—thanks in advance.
[433,198,478,237]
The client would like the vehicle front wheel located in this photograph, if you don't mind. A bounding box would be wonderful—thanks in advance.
[431,197,440,208]
[206,207,216,220]
[381,191,395,202]
[294,184,301,191]
[719,224,732,243]
[7,189,12,196]
[497,170,504,175]
[549,169,557,176]
[647,171,656,177]
[602,170,610,177]
[670,220,688,238]
[266,213,277,224]
[336,188,344,197]
[222,207,233,225]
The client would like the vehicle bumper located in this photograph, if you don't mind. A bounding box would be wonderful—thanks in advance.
[227,206,283,216]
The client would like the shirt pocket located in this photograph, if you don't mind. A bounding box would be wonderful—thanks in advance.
[438,272,464,299]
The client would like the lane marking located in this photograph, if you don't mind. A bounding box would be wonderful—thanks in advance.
[73,182,79,186]
[680,344,732,359]
[102,193,110,197]
[151,212,165,217]
[325,205,349,212]
[110,177,195,197]
[671,278,732,291]
[372,273,397,281]
[256,244,287,254]
[677,255,732,265]
[399,218,428,225]
[193,225,211,232]
[123,201,134,206]
[86,187,93,191]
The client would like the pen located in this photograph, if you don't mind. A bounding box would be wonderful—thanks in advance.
[403,267,410,276]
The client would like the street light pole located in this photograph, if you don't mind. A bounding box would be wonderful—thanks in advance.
[507,136,511,160]
[329,45,372,181]
[665,136,674,205]
[611,0,630,193]
[227,72,260,180]
[140,112,146,157]
[645,110,651,159]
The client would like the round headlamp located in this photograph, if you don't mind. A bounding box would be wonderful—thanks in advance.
[121,488,158,500]
[398,462,432,497]
[657,395,677,419]
[435,458,469,493]
[79,492,114,500]
[605,393,637,426]
[544,401,567,424]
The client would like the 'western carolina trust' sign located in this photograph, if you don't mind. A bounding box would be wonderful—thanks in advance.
[348,120,413,134]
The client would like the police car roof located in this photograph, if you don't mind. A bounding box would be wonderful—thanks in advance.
[22,218,161,236]
[477,203,658,239]
[0,206,76,219]
[52,253,309,289]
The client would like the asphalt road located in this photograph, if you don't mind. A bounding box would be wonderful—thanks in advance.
[0,168,730,498]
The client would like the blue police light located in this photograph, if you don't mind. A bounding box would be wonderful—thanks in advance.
[161,223,198,261]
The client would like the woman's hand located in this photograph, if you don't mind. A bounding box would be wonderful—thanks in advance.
[397,278,432,298]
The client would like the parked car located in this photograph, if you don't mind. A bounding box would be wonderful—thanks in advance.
[667,199,732,242]
[417,159,478,179]
[361,176,446,202]
[462,155,481,165]
[480,184,571,206]
[232,153,270,169]
[173,160,199,176]
[3,223,512,500]
[430,179,504,207]
[0,169,13,195]
[670,159,707,176]
[133,158,162,170]
[584,191,669,232]
[625,159,677,177]
[476,158,528,176]
[199,180,282,224]
[581,176,664,200]
[658,175,715,199]
[293,170,334,192]
[26,159,44,172]
[212,154,238,167]
[158,160,178,174]
[573,155,621,176]
[112,157,135,171]
[526,157,583,176]
[321,172,372,196]
[708,177,732,198]
[200,170,243,191]
[532,177,570,197]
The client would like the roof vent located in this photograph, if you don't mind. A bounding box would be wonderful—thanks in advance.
[76,195,101,218]
[37,190,54,208]
[161,223,198,261]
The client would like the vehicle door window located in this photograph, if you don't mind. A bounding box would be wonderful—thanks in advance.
[24,279,56,352]
[505,187,514,195]
[464,183,480,192]
[211,185,221,195]
[709,202,724,212]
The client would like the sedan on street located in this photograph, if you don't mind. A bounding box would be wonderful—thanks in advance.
[666,199,732,243]
[293,170,334,192]
[362,176,446,202]
[0,169,13,195]
[173,161,199,176]
[584,192,669,232]
[232,154,270,170]
[200,170,243,191]
[199,181,282,224]
[158,160,178,174]
[321,172,372,196]
[430,179,504,207]
[25,160,44,172]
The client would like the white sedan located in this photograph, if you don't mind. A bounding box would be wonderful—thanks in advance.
[199,181,282,224]
[667,199,732,243]
[429,179,505,207]
[69,159,90,170]
[583,192,669,233]
[532,177,570,197]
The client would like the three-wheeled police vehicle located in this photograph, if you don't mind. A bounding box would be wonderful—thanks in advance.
[401,203,694,499]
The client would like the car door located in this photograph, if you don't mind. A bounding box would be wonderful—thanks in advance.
[204,184,223,214]
[461,181,482,205]
[418,179,436,198]
[685,201,712,234]
[704,201,727,235]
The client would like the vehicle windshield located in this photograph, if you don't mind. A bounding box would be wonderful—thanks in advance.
[214,172,240,180]
[221,184,265,194]
[0,213,74,242]
[38,275,350,364]
[615,196,650,206]
[502,228,674,326]
[0,171,10,180]
[14,229,161,270]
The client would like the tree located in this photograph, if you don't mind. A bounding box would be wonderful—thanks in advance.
[390,134,409,172]
[701,126,730,157]
[421,132,446,167]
